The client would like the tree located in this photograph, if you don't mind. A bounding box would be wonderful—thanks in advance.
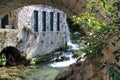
[73,0,119,55]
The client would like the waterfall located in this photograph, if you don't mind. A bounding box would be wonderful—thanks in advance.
[66,22,80,50]
[49,21,81,68]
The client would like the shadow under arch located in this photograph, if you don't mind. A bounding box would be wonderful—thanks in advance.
[0,46,24,66]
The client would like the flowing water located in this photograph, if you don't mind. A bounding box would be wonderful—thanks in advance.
[66,22,80,50]
[50,51,77,67]
[49,22,80,68]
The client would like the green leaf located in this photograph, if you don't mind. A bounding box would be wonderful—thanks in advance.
[111,42,116,47]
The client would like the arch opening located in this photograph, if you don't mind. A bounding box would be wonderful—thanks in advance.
[0,46,24,66]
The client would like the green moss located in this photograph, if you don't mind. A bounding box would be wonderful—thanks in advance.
[29,54,52,65]
[73,50,83,57]
[58,44,68,51]
[23,26,32,34]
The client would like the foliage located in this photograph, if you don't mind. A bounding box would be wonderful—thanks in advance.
[72,0,119,56]
[29,55,49,65]
[73,12,106,32]
[109,67,120,80]
[0,53,6,66]
[67,17,85,35]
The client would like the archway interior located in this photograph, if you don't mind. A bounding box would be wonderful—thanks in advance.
[0,46,23,66]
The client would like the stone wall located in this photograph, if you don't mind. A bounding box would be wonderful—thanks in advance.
[15,5,67,58]
[17,30,66,59]
[0,28,66,59]
[0,29,19,52]
[16,5,66,31]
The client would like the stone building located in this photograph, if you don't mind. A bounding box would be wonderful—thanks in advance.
[0,5,67,59]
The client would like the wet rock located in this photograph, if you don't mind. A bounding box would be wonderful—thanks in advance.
[55,58,63,62]
[54,56,69,62]
[61,56,70,61]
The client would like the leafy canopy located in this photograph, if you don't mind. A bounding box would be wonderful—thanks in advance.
[72,0,119,55]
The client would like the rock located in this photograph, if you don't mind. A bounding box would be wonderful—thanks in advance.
[61,56,70,61]
[55,59,63,62]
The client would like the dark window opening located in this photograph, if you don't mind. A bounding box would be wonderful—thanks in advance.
[42,11,46,31]
[57,13,60,31]
[50,12,54,31]
[1,15,9,29]
[34,10,38,32]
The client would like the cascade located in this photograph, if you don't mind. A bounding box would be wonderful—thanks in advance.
[50,51,77,67]
[65,22,80,50]
[49,21,80,67]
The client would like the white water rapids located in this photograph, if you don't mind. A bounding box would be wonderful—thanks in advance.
[50,51,77,67]
[50,22,81,68]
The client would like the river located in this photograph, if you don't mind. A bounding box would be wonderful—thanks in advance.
[0,65,66,80]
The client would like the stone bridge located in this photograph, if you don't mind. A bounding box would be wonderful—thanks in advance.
[0,0,89,17]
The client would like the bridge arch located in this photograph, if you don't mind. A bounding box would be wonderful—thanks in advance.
[0,0,88,17]
[0,46,24,66]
